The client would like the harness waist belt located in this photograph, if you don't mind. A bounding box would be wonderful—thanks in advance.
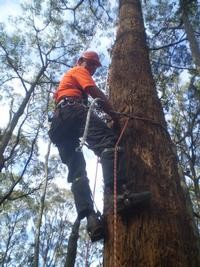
[57,96,83,108]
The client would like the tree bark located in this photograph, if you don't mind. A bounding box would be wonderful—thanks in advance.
[103,0,200,266]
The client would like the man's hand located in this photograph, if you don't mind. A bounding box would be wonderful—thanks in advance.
[106,116,120,133]
[87,86,121,132]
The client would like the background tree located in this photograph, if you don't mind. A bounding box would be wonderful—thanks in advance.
[1,0,200,266]
[168,75,200,227]
[179,0,200,70]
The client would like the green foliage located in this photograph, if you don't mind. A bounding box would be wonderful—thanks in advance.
[179,0,198,16]
[1,0,200,265]
[0,0,109,265]
[143,0,200,78]
[164,75,200,227]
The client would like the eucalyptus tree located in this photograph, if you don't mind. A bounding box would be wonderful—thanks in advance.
[1,0,199,266]
[144,1,192,71]
[0,178,77,266]
[142,0,199,97]
[143,1,200,225]
[0,188,35,266]
[105,0,200,266]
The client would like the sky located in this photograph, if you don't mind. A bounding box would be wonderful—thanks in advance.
[0,0,21,22]
[0,0,104,214]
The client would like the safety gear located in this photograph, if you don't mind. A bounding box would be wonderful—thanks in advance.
[71,177,94,219]
[79,51,102,67]
[87,212,104,242]
[56,96,86,108]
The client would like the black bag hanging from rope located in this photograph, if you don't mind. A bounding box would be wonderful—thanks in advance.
[48,109,63,144]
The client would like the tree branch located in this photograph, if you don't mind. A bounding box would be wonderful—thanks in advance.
[150,37,187,51]
[151,60,195,71]
[0,126,40,205]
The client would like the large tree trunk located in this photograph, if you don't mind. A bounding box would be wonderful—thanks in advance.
[103,0,200,266]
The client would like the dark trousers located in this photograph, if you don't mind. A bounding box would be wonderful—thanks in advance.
[48,102,127,218]
[49,103,118,183]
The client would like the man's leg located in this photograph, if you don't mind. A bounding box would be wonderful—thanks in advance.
[85,112,151,214]
[84,112,126,188]
[57,138,104,242]
[57,138,93,219]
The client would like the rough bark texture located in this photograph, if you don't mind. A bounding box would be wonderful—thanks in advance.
[103,0,200,266]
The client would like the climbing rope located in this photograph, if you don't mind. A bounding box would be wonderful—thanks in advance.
[113,118,129,267]
[110,111,168,134]
[77,98,102,152]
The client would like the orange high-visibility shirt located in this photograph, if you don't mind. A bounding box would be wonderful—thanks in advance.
[54,66,96,103]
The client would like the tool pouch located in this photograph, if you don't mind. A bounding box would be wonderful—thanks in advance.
[48,109,63,144]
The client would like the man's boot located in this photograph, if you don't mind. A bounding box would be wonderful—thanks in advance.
[71,177,104,242]
[117,185,151,215]
[87,211,104,242]
[101,148,151,215]
[105,184,151,215]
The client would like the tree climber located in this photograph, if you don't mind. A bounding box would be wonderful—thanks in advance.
[48,51,150,242]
